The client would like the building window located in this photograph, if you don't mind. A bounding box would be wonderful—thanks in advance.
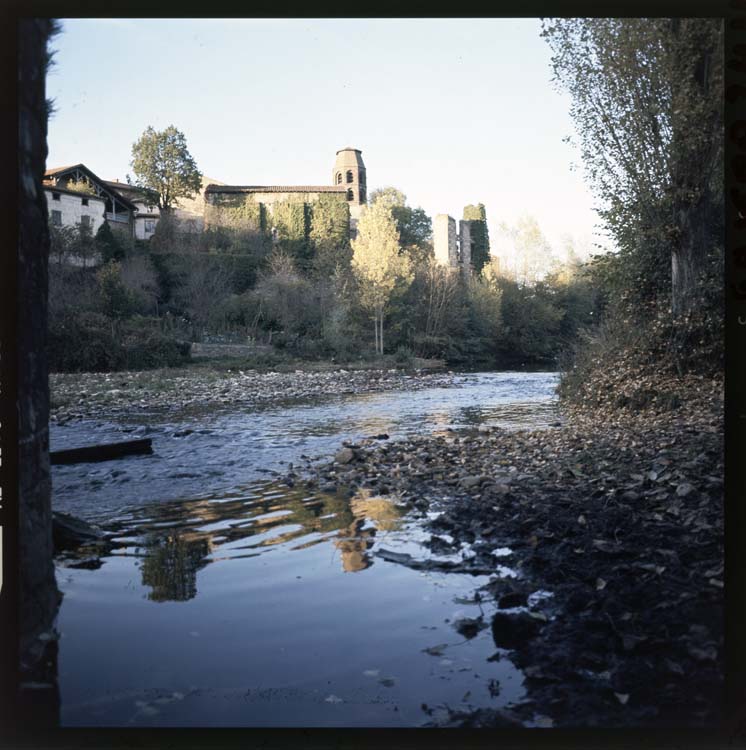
[336,173,342,185]
[80,215,90,228]
[360,188,366,203]
[51,210,62,226]
[52,192,60,201]
[82,197,89,206]
[346,170,354,183]
[346,189,354,201]
[145,220,156,233]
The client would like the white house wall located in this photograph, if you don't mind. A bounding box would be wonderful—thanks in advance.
[45,190,106,233]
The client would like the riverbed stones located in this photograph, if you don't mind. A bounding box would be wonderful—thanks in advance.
[306,374,723,728]
[334,447,356,465]
[50,367,465,423]
[490,612,543,649]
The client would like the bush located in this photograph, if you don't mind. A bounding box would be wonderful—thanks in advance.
[48,313,190,373]
[49,312,125,372]
[394,345,414,368]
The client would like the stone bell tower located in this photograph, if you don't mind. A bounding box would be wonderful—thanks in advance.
[333,147,367,222]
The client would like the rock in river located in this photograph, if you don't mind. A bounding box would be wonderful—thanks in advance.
[490,612,543,650]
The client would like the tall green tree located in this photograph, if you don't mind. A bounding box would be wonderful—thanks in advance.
[130,125,203,212]
[352,201,413,355]
[462,203,490,274]
[541,18,723,317]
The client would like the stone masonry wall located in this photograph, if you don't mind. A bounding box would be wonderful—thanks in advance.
[434,214,457,268]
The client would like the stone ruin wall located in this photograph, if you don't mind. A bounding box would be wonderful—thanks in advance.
[434,214,475,276]
[434,214,457,267]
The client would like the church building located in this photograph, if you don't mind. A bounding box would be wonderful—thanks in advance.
[203,147,367,237]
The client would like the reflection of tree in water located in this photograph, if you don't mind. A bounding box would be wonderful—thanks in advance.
[140,533,211,602]
[132,482,406,590]
[334,490,403,573]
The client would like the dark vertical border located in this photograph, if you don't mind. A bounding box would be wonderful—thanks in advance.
[725,0,746,740]
[0,9,20,743]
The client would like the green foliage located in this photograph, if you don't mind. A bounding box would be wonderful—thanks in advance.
[95,221,125,263]
[204,193,265,234]
[369,187,406,208]
[66,177,96,195]
[309,195,351,275]
[352,201,413,354]
[371,186,433,265]
[130,125,202,211]
[270,200,311,270]
[463,204,490,274]
[96,261,135,319]
[49,221,98,267]
[542,18,722,319]
[542,17,723,399]
[48,312,189,373]
[495,277,564,366]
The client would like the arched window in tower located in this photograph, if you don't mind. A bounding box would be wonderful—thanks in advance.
[359,188,366,203]
[346,189,354,201]
[346,170,354,183]
[336,173,342,184]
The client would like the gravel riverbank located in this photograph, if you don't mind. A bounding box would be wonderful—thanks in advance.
[50,366,463,423]
[289,375,723,727]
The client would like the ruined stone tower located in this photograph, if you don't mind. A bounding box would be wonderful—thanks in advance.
[434,215,458,267]
[333,147,367,222]
[434,213,474,276]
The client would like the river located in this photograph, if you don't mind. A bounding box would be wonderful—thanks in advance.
[51,370,559,727]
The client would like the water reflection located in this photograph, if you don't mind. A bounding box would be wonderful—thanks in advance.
[333,490,405,573]
[140,534,211,602]
[116,483,405,601]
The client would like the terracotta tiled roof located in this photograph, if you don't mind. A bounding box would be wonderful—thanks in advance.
[205,185,346,194]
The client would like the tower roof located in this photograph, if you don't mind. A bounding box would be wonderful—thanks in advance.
[334,147,365,170]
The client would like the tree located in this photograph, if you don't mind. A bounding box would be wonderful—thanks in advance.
[508,215,555,286]
[462,204,491,274]
[351,201,413,355]
[95,220,125,263]
[370,186,433,264]
[66,177,96,195]
[130,125,203,212]
[541,18,723,317]
[369,186,406,209]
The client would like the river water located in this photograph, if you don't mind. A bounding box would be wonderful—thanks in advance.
[51,371,559,727]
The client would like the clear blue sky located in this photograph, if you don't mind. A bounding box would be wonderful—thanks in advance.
[47,18,606,257]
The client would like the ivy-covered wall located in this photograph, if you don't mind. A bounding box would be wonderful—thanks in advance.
[204,193,266,233]
[205,191,351,272]
[463,203,490,274]
[309,194,350,252]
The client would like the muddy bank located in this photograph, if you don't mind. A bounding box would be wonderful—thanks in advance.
[292,376,723,727]
[50,366,462,423]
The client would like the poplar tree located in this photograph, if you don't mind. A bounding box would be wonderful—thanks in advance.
[352,201,413,355]
[541,18,723,317]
